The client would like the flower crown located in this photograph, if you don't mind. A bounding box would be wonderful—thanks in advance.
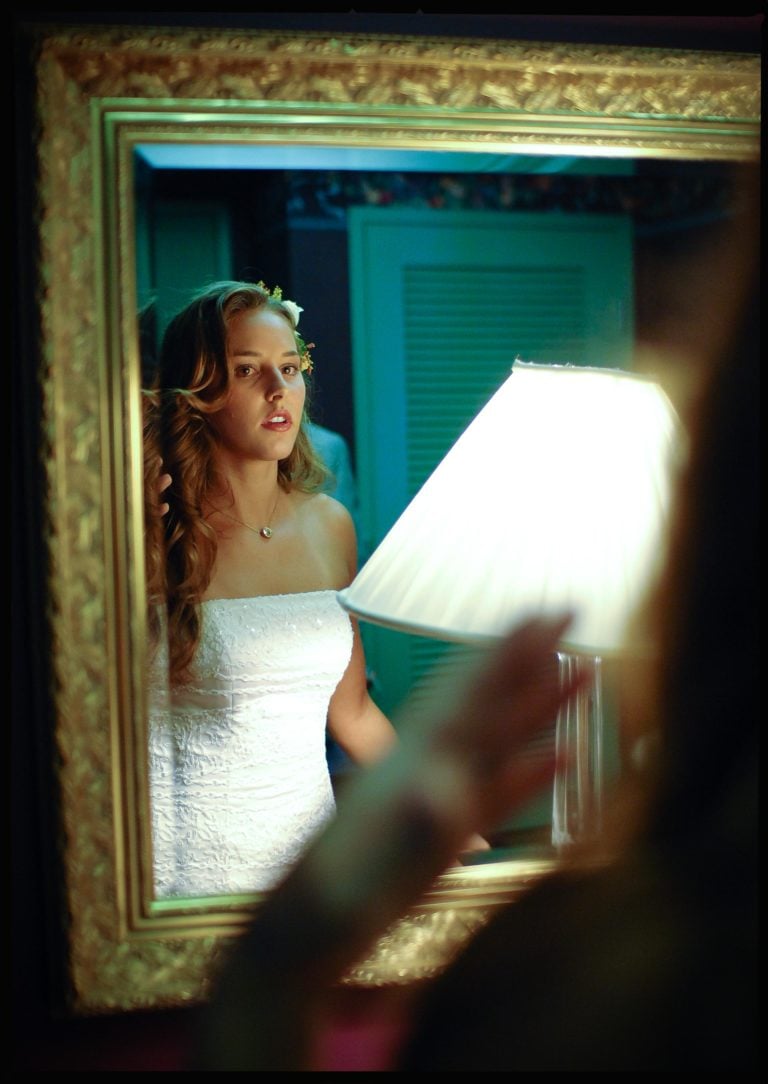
[257,281,315,374]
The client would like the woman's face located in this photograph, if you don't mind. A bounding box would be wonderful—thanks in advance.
[209,306,307,463]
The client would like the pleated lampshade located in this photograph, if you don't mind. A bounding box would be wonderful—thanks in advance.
[338,361,682,657]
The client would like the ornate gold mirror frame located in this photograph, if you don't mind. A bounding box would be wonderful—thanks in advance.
[33,24,759,1014]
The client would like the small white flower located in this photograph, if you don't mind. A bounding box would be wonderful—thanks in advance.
[282,299,303,328]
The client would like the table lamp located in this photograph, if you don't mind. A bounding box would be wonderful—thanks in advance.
[338,360,682,847]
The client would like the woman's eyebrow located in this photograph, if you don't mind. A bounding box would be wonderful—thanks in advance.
[230,348,299,358]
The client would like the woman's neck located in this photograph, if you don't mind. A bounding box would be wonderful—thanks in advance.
[207,461,283,523]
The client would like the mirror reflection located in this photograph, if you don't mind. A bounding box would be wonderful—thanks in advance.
[136,148,738,901]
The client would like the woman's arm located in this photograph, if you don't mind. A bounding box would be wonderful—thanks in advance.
[323,497,398,764]
[325,502,487,850]
[326,619,398,764]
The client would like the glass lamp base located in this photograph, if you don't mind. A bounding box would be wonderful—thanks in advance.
[552,653,604,849]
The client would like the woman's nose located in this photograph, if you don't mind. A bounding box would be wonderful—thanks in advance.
[264,368,287,398]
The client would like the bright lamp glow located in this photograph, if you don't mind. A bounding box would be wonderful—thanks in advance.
[338,361,681,657]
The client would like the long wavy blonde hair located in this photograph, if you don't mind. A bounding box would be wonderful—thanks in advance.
[143,281,328,683]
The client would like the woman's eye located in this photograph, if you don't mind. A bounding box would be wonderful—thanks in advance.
[282,364,299,376]
[235,364,257,377]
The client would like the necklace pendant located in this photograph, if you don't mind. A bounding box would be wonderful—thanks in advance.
[259,526,273,539]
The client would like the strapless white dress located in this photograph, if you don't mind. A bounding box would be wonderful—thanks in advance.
[148,590,353,898]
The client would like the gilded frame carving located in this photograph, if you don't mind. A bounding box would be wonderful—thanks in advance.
[33,24,759,1013]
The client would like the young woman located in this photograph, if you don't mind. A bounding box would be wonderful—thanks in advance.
[144,280,399,898]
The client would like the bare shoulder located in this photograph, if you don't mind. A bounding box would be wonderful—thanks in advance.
[300,491,353,533]
[293,491,357,577]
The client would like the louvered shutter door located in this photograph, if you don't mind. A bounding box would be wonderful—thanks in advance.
[349,208,633,719]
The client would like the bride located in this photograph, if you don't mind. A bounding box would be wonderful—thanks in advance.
[143,280,400,898]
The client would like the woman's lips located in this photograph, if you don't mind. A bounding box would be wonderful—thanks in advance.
[261,411,293,432]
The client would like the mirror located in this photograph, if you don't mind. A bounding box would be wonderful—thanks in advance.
[136,148,741,893]
[33,24,759,1013]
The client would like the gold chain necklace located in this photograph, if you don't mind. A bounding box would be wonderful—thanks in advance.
[211,491,281,540]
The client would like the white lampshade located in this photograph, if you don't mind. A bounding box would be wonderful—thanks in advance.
[338,361,682,656]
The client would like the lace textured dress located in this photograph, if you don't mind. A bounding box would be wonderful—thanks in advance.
[148,590,354,898]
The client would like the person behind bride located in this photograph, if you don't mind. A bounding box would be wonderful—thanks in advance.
[192,180,758,1069]
[142,279,401,899]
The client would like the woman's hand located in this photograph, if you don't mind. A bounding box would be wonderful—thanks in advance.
[414,614,576,838]
[154,470,172,517]
[459,832,492,856]
[143,439,172,523]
